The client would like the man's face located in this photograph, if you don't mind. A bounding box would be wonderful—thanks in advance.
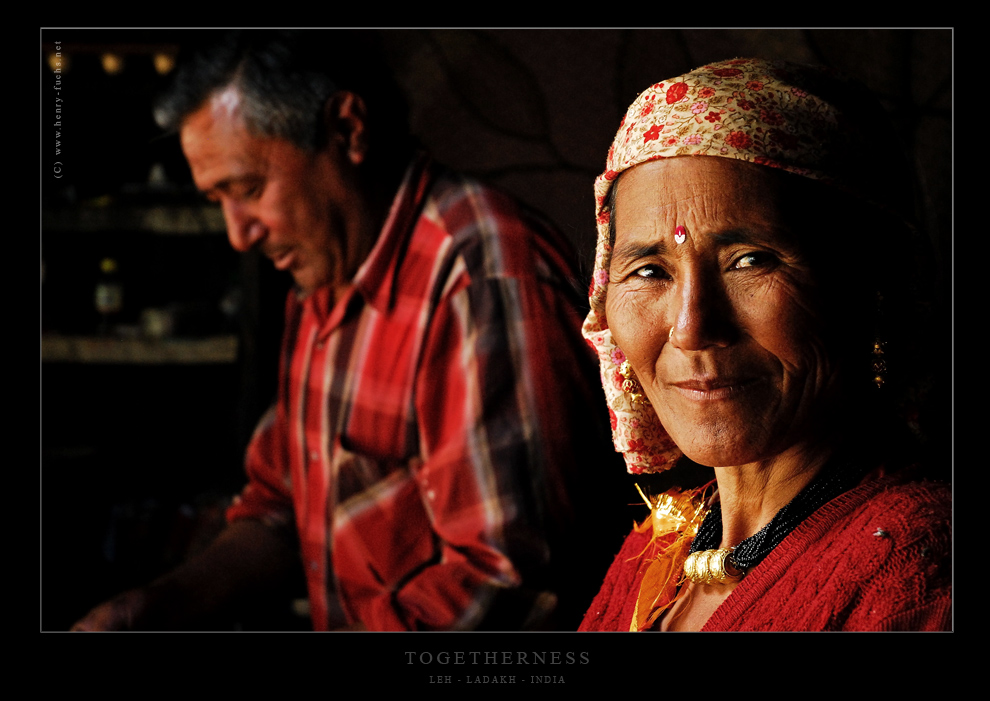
[180,86,357,296]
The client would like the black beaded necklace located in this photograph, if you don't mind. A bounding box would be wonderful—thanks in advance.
[689,457,867,572]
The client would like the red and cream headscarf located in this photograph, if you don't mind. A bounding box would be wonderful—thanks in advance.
[582,57,908,474]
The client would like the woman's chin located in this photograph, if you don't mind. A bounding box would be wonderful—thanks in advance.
[673,442,764,470]
[658,410,777,469]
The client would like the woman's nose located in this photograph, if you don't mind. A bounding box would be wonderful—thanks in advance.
[668,268,736,350]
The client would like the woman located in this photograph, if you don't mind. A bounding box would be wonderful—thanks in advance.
[579,58,950,632]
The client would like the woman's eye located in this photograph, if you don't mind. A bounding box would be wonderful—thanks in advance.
[634,265,667,280]
[732,251,777,269]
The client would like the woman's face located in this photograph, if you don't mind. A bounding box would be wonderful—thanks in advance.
[606,157,840,468]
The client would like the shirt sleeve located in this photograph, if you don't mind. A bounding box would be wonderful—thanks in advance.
[224,402,296,531]
[225,294,299,533]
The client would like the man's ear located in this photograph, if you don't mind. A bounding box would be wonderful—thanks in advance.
[323,91,369,166]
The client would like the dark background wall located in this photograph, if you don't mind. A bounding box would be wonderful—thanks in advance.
[40,28,952,630]
[387,29,951,282]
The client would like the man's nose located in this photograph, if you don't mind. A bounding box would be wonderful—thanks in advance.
[667,267,737,351]
[223,201,265,252]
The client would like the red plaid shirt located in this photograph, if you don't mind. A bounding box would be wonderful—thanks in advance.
[227,154,612,630]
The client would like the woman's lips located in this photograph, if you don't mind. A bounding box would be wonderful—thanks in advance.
[668,376,761,401]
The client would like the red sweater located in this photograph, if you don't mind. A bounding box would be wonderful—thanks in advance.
[580,475,951,631]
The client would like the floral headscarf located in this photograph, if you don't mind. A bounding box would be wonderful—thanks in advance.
[582,57,908,474]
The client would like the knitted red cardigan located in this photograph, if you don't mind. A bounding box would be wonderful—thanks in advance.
[579,475,951,631]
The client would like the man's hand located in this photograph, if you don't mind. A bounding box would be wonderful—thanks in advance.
[69,520,299,631]
[71,588,150,631]
[333,621,367,631]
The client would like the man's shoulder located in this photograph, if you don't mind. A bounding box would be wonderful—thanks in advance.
[427,166,518,212]
[424,167,558,244]
[419,166,576,282]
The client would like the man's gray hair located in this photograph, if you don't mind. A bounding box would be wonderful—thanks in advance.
[154,30,407,153]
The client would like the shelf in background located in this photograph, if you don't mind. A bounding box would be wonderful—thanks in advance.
[43,204,225,235]
[41,334,238,364]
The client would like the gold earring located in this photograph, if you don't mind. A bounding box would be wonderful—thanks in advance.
[871,291,887,389]
[871,337,886,388]
[619,360,650,404]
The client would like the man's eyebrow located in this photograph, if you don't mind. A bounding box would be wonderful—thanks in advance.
[200,175,252,198]
[203,177,234,194]
[611,240,667,263]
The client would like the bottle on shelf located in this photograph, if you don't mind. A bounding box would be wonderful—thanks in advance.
[94,257,123,336]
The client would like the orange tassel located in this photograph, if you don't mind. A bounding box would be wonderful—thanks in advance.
[629,484,711,631]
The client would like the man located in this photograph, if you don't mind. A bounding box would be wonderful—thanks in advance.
[72,30,623,631]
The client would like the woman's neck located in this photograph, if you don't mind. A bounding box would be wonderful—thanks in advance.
[712,442,835,548]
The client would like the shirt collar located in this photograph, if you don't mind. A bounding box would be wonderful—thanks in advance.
[352,150,436,315]
[296,151,436,326]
